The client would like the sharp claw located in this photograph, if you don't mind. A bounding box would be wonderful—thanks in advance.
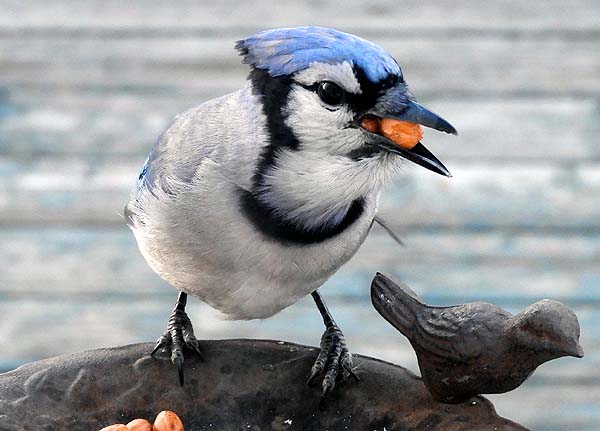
[319,382,333,411]
[340,354,358,381]
[322,377,336,395]
[347,367,360,382]
[307,350,328,387]
[309,323,360,408]
[175,357,184,386]
[151,294,200,387]
[307,368,320,387]
[151,339,165,357]
[191,343,204,361]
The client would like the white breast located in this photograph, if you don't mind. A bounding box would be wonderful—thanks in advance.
[127,84,399,320]
[129,162,379,320]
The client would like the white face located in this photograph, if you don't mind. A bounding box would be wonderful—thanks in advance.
[255,61,403,232]
[284,61,368,156]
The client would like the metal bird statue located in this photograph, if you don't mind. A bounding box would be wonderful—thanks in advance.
[371,273,584,403]
[124,26,456,404]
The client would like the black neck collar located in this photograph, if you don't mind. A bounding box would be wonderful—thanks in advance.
[239,68,365,245]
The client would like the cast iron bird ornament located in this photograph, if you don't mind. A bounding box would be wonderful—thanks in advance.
[125,26,456,404]
[371,273,584,403]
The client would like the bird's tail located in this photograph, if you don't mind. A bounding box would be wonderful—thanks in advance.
[371,272,424,336]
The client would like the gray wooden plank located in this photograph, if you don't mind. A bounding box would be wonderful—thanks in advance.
[1,36,599,97]
[2,227,600,305]
[1,158,599,228]
[2,96,598,162]
[1,0,598,32]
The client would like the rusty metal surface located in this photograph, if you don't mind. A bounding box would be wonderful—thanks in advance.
[0,340,527,431]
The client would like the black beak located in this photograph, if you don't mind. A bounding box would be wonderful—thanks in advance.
[384,99,457,136]
[367,137,452,177]
[360,94,457,177]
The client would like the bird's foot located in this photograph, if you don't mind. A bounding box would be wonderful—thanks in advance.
[150,293,202,386]
[307,323,359,409]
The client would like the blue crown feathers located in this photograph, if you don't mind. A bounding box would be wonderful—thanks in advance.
[236,26,401,84]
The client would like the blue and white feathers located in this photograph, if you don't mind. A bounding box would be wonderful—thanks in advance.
[236,26,401,84]
[126,27,422,320]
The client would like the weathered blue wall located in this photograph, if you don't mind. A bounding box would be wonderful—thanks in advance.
[0,1,599,429]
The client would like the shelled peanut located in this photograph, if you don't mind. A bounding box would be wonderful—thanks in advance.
[99,410,183,431]
[153,411,184,431]
[99,425,128,431]
[126,418,153,431]
[361,116,423,149]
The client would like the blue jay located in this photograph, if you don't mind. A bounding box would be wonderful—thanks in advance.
[125,26,456,403]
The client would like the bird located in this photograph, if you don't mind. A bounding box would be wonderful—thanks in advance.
[124,26,457,403]
[371,273,584,403]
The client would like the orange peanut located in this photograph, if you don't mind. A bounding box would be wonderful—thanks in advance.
[360,116,381,133]
[153,410,184,431]
[380,118,423,150]
[99,425,129,431]
[126,418,153,431]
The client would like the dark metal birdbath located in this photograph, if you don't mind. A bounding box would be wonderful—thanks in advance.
[0,340,528,430]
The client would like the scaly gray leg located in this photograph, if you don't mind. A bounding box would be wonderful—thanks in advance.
[151,292,203,385]
[307,290,359,408]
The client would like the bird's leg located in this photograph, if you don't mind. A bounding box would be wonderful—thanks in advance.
[307,290,359,408]
[150,291,203,385]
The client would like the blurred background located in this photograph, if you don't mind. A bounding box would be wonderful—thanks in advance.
[0,1,599,429]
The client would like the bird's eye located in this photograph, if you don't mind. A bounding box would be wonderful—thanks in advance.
[317,81,344,106]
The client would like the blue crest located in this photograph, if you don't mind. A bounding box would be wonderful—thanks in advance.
[236,26,401,84]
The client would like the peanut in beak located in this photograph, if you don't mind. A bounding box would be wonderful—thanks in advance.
[361,116,423,150]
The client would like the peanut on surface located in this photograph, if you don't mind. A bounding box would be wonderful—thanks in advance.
[98,425,129,431]
[126,418,153,431]
[153,410,184,431]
